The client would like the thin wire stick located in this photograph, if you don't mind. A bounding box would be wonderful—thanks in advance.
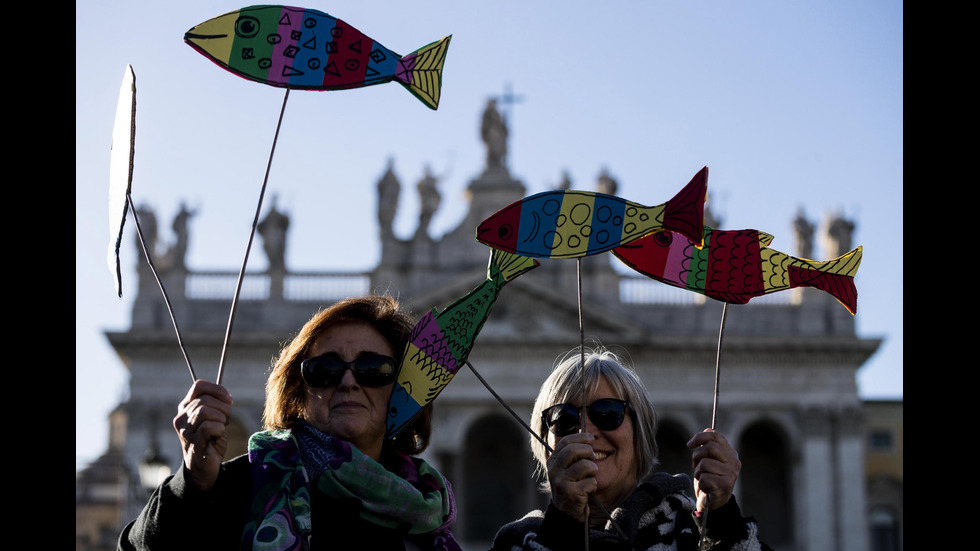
[466,361,549,450]
[576,259,590,550]
[216,88,290,385]
[128,195,196,382]
[710,302,728,429]
[699,301,729,551]
[577,259,586,433]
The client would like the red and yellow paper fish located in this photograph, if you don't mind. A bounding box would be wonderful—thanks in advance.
[612,227,862,314]
[185,5,450,109]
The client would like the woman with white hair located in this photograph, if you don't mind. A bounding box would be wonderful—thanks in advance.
[490,346,771,550]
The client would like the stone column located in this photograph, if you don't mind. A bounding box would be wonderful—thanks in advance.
[800,407,835,551]
[837,407,870,551]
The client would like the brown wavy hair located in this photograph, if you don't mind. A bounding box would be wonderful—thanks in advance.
[261,295,432,455]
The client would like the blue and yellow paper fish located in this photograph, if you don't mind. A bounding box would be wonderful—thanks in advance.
[476,167,708,258]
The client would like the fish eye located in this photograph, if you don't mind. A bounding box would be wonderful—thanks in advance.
[653,231,672,247]
[236,16,260,38]
[498,224,513,241]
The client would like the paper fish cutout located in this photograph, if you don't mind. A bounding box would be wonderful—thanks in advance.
[185,5,451,109]
[108,65,137,298]
[386,249,539,438]
[612,227,863,314]
[476,166,708,258]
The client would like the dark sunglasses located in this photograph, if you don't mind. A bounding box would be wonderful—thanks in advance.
[300,353,398,388]
[541,398,633,436]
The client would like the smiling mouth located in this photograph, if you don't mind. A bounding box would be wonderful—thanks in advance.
[595,451,610,461]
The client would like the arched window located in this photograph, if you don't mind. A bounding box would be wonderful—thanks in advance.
[225,416,250,459]
[739,421,793,548]
[655,418,694,492]
[462,414,532,544]
[870,506,899,551]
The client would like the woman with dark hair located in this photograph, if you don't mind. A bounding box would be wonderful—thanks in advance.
[120,296,460,550]
[491,346,771,551]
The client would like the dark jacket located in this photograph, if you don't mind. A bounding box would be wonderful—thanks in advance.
[490,472,771,551]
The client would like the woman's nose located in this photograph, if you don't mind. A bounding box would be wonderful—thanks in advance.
[338,368,359,389]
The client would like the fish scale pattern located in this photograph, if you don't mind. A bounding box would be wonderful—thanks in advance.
[613,226,863,314]
[385,250,539,438]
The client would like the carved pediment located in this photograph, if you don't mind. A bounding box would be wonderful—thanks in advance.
[401,267,644,344]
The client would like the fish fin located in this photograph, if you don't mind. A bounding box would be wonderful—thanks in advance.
[662,166,708,247]
[789,246,863,314]
[490,249,540,283]
[396,35,451,109]
[810,246,863,278]
[757,231,775,247]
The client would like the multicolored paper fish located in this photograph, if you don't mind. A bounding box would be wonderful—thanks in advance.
[612,226,863,314]
[386,249,539,438]
[476,166,708,258]
[185,5,451,109]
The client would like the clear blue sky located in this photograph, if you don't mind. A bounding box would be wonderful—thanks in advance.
[76,0,903,471]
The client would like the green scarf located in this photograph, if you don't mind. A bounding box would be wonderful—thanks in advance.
[239,425,457,550]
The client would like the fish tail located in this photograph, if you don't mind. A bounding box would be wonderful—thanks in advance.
[789,246,863,314]
[489,249,540,284]
[395,35,451,109]
[662,166,708,247]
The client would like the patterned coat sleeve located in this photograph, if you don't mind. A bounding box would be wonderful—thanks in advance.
[692,496,772,551]
[489,505,584,551]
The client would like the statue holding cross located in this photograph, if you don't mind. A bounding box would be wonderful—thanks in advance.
[481,84,524,173]
[481,98,508,171]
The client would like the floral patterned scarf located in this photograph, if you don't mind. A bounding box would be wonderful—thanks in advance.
[240,424,458,550]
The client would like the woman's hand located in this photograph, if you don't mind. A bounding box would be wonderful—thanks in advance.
[546,432,598,522]
[174,380,233,492]
[688,428,741,512]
